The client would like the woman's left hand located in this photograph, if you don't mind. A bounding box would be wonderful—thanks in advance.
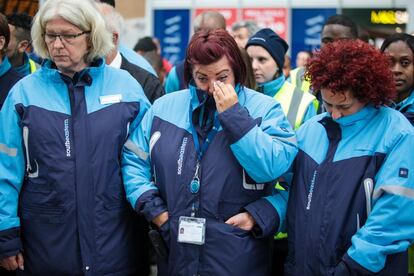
[212,81,238,113]
[225,212,256,231]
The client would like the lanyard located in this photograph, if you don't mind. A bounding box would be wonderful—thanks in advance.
[188,105,220,215]
[189,106,220,162]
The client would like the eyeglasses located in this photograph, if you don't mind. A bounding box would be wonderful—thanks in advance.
[43,31,91,44]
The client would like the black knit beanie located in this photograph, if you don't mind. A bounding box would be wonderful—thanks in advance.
[245,28,289,74]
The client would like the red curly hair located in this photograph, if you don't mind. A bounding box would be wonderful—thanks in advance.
[306,39,396,106]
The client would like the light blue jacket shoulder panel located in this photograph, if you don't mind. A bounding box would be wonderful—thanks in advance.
[6,60,149,117]
[150,89,192,131]
[296,106,414,164]
[164,66,180,94]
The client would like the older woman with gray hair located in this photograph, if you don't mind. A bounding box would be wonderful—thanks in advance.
[0,0,150,274]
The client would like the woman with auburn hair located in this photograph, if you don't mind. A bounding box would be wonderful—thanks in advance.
[122,29,297,275]
[284,39,414,275]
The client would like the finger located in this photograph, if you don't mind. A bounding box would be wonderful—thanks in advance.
[214,81,225,97]
[225,216,236,225]
[17,253,24,270]
[224,83,236,96]
[5,257,18,270]
[213,88,224,108]
[218,81,231,91]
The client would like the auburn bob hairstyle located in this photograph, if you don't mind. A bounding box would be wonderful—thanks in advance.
[306,39,396,106]
[184,29,246,86]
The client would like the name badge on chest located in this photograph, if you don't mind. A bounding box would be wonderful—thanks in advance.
[177,216,206,245]
[99,94,122,105]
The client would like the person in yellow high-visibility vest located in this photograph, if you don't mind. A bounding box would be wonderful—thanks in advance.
[6,13,39,76]
[289,66,320,113]
[246,28,316,130]
[246,28,316,275]
[289,15,359,116]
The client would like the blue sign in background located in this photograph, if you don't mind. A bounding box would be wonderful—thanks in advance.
[291,8,337,68]
[154,9,190,66]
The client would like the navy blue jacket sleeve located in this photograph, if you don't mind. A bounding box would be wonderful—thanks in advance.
[0,228,22,259]
[244,198,280,238]
[334,253,376,276]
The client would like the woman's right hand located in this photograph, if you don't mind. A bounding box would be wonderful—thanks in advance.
[152,211,169,228]
[0,252,24,271]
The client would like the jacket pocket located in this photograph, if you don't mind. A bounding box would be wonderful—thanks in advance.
[216,219,251,238]
[20,203,66,224]
[19,177,66,223]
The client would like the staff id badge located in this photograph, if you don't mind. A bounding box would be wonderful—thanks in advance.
[177,216,206,245]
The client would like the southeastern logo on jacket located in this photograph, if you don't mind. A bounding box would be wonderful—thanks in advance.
[177,136,188,175]
[64,118,71,157]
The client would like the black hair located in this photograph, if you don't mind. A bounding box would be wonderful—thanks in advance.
[134,36,157,52]
[6,13,32,31]
[323,14,358,39]
[6,13,32,42]
[380,33,414,56]
[99,0,115,8]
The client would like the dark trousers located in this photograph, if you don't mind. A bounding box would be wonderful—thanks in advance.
[271,238,288,276]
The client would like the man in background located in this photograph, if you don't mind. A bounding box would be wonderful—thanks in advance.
[6,13,38,76]
[231,20,259,48]
[99,3,164,105]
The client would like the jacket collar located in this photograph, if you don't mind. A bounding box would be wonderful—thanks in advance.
[258,74,285,97]
[331,105,377,126]
[41,58,105,84]
[395,90,414,112]
[0,57,12,77]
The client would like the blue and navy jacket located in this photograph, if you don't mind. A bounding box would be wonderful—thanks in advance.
[164,61,186,94]
[285,106,414,275]
[0,59,150,275]
[0,57,22,110]
[394,90,414,125]
[122,84,298,275]
[13,52,38,77]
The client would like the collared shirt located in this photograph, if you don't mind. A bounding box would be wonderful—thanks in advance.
[108,51,122,69]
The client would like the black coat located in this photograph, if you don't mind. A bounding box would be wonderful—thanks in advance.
[121,54,164,104]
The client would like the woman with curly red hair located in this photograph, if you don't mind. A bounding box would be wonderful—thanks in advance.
[284,39,414,275]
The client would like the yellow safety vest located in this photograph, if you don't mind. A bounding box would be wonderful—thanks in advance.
[289,67,319,112]
[273,81,315,239]
[28,58,38,73]
[274,81,316,130]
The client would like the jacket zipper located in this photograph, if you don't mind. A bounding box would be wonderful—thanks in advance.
[22,126,38,178]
